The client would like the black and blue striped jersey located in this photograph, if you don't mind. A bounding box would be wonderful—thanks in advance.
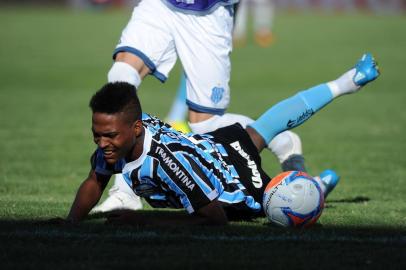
[92,113,270,216]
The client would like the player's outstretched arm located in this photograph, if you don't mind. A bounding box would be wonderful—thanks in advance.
[66,170,110,224]
[247,53,380,152]
[106,199,228,226]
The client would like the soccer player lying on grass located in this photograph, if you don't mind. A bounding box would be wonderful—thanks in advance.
[63,53,379,226]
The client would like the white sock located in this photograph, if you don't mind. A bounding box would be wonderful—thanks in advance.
[268,131,303,163]
[327,68,359,98]
[189,113,254,134]
[108,61,142,88]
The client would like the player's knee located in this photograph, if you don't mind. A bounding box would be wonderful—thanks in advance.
[108,61,142,88]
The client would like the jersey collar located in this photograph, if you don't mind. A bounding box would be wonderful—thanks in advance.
[122,128,152,173]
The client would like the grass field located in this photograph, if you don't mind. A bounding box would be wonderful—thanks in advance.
[0,6,406,269]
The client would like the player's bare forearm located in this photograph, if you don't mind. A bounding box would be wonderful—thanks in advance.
[66,170,109,223]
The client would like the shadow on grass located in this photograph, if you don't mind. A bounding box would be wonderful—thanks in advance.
[1,213,405,269]
[0,209,405,240]
[327,196,370,204]
[324,196,370,209]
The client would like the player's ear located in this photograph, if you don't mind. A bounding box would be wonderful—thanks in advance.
[133,120,143,137]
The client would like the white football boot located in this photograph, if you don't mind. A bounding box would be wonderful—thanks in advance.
[90,175,143,214]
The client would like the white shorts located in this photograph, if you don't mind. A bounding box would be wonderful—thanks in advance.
[114,0,234,114]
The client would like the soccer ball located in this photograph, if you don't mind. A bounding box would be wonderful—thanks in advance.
[262,171,324,227]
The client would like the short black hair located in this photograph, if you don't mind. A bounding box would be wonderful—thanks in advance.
[89,82,142,123]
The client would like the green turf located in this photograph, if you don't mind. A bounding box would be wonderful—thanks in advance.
[0,7,405,269]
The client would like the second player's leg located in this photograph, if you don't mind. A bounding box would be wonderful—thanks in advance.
[172,5,233,125]
[246,53,379,198]
[173,5,304,172]
[108,0,178,88]
[247,53,380,153]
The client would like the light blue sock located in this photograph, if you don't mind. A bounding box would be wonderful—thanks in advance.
[166,72,188,122]
[249,84,334,144]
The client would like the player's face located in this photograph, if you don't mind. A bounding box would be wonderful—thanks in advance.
[92,112,141,164]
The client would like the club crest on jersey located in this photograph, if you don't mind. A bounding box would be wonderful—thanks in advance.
[211,87,224,104]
